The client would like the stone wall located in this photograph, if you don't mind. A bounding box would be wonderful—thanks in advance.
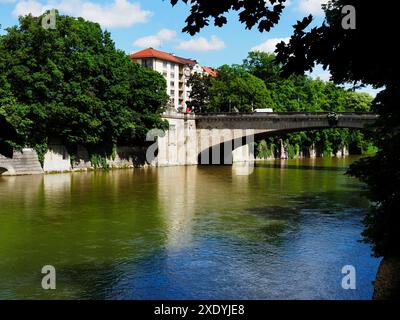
[0,145,148,176]
[0,148,44,176]
[43,144,71,172]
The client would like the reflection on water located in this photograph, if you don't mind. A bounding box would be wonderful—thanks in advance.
[0,157,380,299]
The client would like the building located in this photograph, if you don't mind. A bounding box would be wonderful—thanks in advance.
[129,48,216,111]
[202,66,218,78]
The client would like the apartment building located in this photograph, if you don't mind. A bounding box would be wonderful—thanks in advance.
[129,48,216,111]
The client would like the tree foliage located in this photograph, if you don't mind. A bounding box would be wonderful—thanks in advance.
[347,87,400,257]
[243,52,373,158]
[186,73,212,113]
[188,64,273,112]
[0,12,168,165]
[277,0,399,257]
[189,51,373,158]
[169,0,287,35]
[208,65,273,112]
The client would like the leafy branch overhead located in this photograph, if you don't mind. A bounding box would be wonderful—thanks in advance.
[171,0,399,87]
[169,0,288,35]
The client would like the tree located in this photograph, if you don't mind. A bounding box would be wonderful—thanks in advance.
[242,51,282,84]
[170,0,399,260]
[186,73,212,113]
[275,0,399,259]
[169,0,287,35]
[209,65,273,112]
[187,64,273,112]
[346,91,373,112]
[0,12,168,164]
[0,114,19,157]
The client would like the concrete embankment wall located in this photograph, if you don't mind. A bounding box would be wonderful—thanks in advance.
[0,111,192,176]
[0,145,148,176]
[0,148,44,175]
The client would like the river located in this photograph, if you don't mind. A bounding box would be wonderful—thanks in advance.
[0,156,381,299]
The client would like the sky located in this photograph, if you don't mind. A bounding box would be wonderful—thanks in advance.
[0,0,381,97]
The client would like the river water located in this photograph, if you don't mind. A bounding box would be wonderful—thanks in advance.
[0,156,381,300]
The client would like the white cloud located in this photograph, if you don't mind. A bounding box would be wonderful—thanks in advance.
[133,29,176,48]
[12,0,152,28]
[310,70,331,81]
[316,72,331,81]
[13,0,45,16]
[177,36,225,52]
[356,86,382,98]
[298,0,329,16]
[133,30,226,53]
[251,37,290,53]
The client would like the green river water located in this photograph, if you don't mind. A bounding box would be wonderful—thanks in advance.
[0,156,381,299]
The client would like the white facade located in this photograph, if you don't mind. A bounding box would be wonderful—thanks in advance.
[133,58,195,111]
[131,47,215,112]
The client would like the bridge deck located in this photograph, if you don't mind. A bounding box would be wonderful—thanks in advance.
[196,112,378,118]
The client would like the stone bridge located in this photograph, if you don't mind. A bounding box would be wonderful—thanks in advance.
[1,112,378,175]
[155,112,379,165]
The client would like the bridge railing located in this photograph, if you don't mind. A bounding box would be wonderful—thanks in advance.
[195,112,378,117]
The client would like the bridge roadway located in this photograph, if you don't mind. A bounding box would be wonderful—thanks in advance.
[193,112,379,130]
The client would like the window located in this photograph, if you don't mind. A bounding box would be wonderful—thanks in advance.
[163,61,168,69]
[170,72,175,78]
[170,81,175,87]
[170,90,175,95]
[142,59,153,69]
[163,72,167,77]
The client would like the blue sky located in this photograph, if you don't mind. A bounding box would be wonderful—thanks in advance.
[0,0,380,96]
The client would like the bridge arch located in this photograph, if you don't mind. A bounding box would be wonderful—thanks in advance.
[0,164,15,175]
[195,112,378,165]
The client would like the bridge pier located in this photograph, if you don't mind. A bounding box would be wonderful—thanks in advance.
[154,111,198,166]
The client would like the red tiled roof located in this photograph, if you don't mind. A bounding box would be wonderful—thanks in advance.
[175,56,197,66]
[129,48,197,65]
[202,66,217,77]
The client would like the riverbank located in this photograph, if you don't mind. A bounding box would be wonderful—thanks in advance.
[373,256,400,299]
[0,145,148,176]
[1,143,358,176]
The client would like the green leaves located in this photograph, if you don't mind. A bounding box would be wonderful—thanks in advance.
[241,50,375,161]
[209,65,272,112]
[169,0,288,35]
[0,12,168,166]
[187,73,212,113]
[191,64,273,113]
